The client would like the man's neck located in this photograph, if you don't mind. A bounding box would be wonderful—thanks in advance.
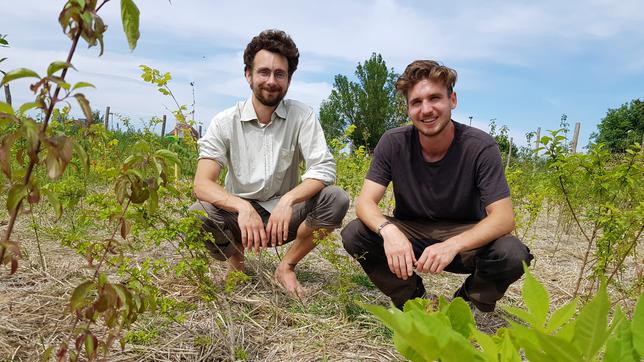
[418,121,455,163]
[251,96,277,124]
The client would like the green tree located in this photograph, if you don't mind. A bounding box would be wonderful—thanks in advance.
[319,53,407,150]
[591,99,643,153]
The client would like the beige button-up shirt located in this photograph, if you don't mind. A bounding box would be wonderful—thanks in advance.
[198,98,336,212]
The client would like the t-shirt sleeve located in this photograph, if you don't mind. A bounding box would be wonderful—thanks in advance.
[476,144,511,207]
[366,133,392,187]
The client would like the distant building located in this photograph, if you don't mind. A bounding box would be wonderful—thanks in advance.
[169,123,199,139]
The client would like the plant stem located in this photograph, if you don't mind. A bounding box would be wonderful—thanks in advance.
[1,27,82,257]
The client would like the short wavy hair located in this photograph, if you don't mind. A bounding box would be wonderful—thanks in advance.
[243,29,300,78]
[396,60,457,99]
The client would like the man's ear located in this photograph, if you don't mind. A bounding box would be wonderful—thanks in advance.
[245,68,252,85]
[450,91,458,109]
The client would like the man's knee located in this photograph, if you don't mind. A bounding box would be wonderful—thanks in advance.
[341,218,371,256]
[309,185,350,229]
[495,235,533,275]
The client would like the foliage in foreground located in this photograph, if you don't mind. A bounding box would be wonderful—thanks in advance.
[366,265,644,362]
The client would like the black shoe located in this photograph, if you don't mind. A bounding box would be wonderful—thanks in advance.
[453,285,496,313]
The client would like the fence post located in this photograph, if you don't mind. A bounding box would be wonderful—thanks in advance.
[198,124,202,138]
[506,137,513,170]
[104,106,110,130]
[3,84,11,106]
[161,115,167,136]
[571,122,581,154]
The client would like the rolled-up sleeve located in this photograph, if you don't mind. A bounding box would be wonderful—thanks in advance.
[197,116,228,167]
[298,110,336,185]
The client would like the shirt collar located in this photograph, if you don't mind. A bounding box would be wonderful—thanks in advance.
[240,98,287,122]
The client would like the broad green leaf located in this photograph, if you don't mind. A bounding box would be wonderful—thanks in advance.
[503,305,538,326]
[633,292,644,356]
[1,68,40,85]
[18,101,42,114]
[604,308,638,362]
[470,327,499,362]
[499,332,522,362]
[120,0,140,50]
[439,331,482,362]
[154,148,180,166]
[73,93,93,123]
[7,184,28,214]
[522,264,549,328]
[47,61,75,76]
[573,283,609,360]
[0,101,14,115]
[445,297,476,338]
[70,281,94,311]
[71,81,95,91]
[535,331,583,362]
[41,187,62,221]
[545,298,578,334]
[556,320,576,341]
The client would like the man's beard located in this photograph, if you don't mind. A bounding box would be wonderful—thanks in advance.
[253,84,287,107]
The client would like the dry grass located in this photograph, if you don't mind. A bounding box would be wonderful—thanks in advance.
[1,204,642,361]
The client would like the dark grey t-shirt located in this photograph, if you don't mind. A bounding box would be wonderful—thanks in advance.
[366,121,510,222]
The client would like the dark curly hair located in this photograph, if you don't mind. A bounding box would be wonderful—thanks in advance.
[243,29,300,78]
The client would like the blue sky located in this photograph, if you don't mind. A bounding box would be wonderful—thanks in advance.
[2,0,643,148]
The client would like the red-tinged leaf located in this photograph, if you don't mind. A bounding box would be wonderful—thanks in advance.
[70,281,94,311]
[28,186,41,204]
[10,256,18,274]
[18,101,44,115]
[56,342,68,362]
[119,217,131,239]
[1,68,40,85]
[0,140,11,178]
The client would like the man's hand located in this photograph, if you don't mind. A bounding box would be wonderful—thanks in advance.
[266,199,293,247]
[416,240,460,274]
[238,203,267,254]
[381,224,416,280]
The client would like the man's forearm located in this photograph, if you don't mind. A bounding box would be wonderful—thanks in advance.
[355,196,389,234]
[194,179,251,213]
[280,178,325,206]
[447,207,515,253]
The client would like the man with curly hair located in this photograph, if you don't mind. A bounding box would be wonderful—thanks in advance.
[191,30,349,297]
[342,60,533,311]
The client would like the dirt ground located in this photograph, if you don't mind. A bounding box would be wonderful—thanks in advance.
[1,205,641,361]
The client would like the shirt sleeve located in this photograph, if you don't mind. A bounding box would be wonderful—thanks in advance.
[197,116,228,167]
[365,132,392,187]
[298,110,336,185]
[476,144,511,207]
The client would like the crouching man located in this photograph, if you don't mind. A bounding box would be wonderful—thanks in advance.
[191,29,349,297]
[341,60,532,311]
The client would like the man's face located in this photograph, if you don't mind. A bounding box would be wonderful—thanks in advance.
[407,78,457,138]
[245,49,290,107]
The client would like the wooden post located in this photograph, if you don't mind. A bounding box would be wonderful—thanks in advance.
[571,122,581,154]
[534,127,541,171]
[161,115,166,136]
[506,137,513,170]
[198,124,202,138]
[3,84,11,106]
[104,106,110,130]
[468,116,473,126]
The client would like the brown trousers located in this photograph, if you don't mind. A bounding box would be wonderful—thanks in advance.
[341,217,533,309]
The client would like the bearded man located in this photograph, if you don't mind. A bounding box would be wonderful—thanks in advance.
[191,29,349,297]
